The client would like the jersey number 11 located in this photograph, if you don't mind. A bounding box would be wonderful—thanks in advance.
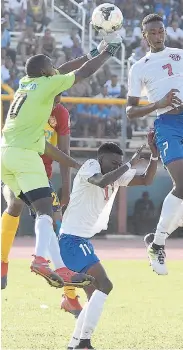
[9,93,27,118]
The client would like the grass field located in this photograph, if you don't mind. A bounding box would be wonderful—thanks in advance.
[2,259,183,350]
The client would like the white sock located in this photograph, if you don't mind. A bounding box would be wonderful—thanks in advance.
[68,303,88,348]
[154,193,183,246]
[35,215,54,258]
[80,290,107,340]
[48,232,65,269]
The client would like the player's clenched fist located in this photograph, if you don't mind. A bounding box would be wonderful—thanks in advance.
[155,89,183,109]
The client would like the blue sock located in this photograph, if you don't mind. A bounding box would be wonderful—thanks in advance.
[55,220,61,237]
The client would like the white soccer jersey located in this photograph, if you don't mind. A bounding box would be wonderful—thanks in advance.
[128,47,183,116]
[61,159,136,238]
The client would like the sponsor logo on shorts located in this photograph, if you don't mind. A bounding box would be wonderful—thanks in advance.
[169,54,181,61]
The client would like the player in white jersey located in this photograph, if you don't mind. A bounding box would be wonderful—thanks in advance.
[59,132,158,349]
[127,14,183,276]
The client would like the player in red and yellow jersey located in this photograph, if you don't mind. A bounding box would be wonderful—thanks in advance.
[1,95,82,317]
[41,95,83,317]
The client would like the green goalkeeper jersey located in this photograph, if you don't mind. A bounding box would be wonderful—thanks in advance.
[2,72,75,154]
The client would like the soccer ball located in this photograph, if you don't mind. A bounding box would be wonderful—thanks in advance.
[91,3,123,33]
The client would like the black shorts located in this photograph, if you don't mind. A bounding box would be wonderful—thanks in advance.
[29,180,61,219]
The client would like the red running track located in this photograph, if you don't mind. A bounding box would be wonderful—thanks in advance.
[10,236,183,260]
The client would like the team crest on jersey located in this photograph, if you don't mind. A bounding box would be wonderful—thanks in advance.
[49,115,57,128]
[169,54,181,61]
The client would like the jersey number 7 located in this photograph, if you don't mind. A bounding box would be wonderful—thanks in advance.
[9,93,27,118]
[162,63,174,76]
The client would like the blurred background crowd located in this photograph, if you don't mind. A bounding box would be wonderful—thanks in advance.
[1,0,183,138]
[2,0,183,235]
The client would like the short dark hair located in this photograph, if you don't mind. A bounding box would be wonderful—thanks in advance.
[25,54,49,77]
[98,142,123,156]
[142,13,163,28]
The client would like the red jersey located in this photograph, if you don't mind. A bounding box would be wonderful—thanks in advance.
[41,104,70,178]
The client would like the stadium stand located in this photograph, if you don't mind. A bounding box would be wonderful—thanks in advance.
[1,0,183,149]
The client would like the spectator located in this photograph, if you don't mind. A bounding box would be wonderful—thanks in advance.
[1,18,10,50]
[126,121,133,148]
[61,27,81,51]
[95,86,109,99]
[78,0,95,25]
[27,0,50,32]
[1,0,6,16]
[71,37,84,59]
[91,104,110,138]
[8,64,21,90]
[133,191,155,234]
[38,28,57,57]
[105,74,121,97]
[176,2,183,29]
[70,28,81,44]
[117,26,127,42]
[76,104,92,138]
[130,38,149,63]
[106,104,121,136]
[8,0,27,31]
[118,84,127,98]
[17,25,38,65]
[154,0,171,26]
[123,0,137,21]
[130,27,142,49]
[166,21,183,48]
[1,56,13,83]
[94,64,111,88]
[1,17,17,64]
[62,29,82,61]
[67,78,92,97]
[1,48,7,61]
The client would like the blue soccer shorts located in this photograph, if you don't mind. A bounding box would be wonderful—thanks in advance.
[154,112,183,166]
[59,233,100,273]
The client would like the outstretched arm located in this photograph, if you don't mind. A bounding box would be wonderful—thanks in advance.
[88,145,145,188]
[58,55,89,74]
[44,141,81,170]
[57,31,117,74]
[73,43,121,84]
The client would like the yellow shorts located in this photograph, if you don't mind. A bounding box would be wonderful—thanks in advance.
[1,147,49,197]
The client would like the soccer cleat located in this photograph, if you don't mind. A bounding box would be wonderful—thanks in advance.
[144,233,154,247]
[55,267,95,288]
[147,244,168,275]
[61,294,82,318]
[1,261,8,290]
[75,339,95,349]
[30,256,64,288]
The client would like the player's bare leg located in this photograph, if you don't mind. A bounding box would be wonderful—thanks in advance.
[1,186,24,289]
[145,159,183,275]
[68,263,113,349]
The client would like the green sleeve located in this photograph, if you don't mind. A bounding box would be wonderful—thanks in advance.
[47,72,75,97]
